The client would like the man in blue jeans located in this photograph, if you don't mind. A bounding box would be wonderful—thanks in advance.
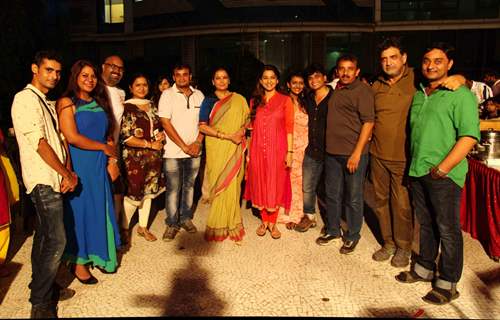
[11,51,78,318]
[294,64,333,233]
[395,43,479,305]
[159,64,205,241]
[320,54,375,254]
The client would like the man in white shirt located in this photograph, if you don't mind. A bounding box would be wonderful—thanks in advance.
[11,51,78,318]
[465,78,493,104]
[484,70,500,97]
[158,64,204,241]
[101,55,127,240]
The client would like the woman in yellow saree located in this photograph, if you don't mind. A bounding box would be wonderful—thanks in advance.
[199,68,249,243]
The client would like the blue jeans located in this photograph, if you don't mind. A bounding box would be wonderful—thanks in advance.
[410,174,463,290]
[302,154,324,214]
[324,153,369,242]
[29,184,66,307]
[164,157,201,228]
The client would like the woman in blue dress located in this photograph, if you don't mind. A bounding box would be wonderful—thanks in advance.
[57,60,120,284]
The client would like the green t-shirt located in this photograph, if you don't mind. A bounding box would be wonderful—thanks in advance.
[409,84,480,187]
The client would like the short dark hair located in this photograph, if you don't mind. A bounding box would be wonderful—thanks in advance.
[424,42,455,61]
[484,69,499,79]
[173,64,192,75]
[377,36,406,56]
[304,63,326,78]
[336,54,359,68]
[32,50,62,67]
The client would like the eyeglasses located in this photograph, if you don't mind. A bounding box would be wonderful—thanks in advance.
[104,63,124,72]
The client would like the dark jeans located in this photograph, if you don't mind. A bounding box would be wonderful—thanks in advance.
[29,184,66,307]
[410,175,463,290]
[302,154,324,215]
[164,157,201,228]
[324,153,369,242]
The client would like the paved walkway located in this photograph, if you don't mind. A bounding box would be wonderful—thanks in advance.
[0,183,499,318]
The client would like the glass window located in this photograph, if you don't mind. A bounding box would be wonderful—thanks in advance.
[382,0,499,21]
[104,0,124,24]
[325,33,363,75]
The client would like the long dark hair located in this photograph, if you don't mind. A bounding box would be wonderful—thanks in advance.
[152,74,170,104]
[286,70,307,113]
[250,64,281,120]
[62,60,114,138]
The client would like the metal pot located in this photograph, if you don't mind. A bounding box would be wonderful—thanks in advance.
[476,129,500,160]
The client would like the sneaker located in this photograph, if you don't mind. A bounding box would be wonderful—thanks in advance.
[372,246,396,262]
[340,239,359,254]
[315,234,341,246]
[162,225,179,242]
[295,216,317,233]
[391,248,411,268]
[180,219,197,233]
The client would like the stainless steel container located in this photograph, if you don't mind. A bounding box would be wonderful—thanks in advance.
[475,129,500,160]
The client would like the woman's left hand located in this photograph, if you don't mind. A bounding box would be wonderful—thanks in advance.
[285,152,293,168]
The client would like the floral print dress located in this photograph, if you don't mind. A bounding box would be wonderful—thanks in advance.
[121,101,165,205]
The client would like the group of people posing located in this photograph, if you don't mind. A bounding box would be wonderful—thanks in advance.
[10,36,480,318]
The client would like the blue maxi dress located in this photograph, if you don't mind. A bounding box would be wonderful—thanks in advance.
[63,98,121,272]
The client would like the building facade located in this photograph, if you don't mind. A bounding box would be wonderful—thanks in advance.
[65,0,500,94]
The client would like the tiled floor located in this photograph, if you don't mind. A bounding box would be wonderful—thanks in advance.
[0,186,499,318]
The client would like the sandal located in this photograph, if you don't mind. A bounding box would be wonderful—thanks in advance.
[395,270,432,284]
[137,227,158,242]
[422,287,460,305]
[256,224,267,237]
[285,222,296,230]
[270,226,281,239]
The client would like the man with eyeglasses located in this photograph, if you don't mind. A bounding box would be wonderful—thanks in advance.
[158,64,204,242]
[101,55,127,244]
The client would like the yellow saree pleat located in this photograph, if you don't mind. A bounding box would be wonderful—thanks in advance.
[0,226,9,264]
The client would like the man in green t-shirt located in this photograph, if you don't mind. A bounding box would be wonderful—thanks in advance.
[395,42,480,305]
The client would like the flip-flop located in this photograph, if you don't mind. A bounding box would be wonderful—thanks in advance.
[256,224,267,237]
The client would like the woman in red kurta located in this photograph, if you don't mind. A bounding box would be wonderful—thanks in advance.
[244,65,294,239]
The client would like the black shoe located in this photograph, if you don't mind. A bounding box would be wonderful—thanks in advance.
[315,234,341,246]
[70,265,98,285]
[31,303,57,319]
[52,284,75,302]
[75,273,98,285]
[340,239,359,254]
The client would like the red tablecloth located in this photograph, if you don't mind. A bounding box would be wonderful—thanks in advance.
[460,158,500,260]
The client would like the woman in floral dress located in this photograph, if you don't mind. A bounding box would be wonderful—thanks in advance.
[121,74,165,242]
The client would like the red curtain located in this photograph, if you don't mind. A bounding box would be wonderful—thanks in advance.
[460,158,500,259]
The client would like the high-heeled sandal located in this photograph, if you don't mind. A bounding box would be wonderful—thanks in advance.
[69,264,98,285]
